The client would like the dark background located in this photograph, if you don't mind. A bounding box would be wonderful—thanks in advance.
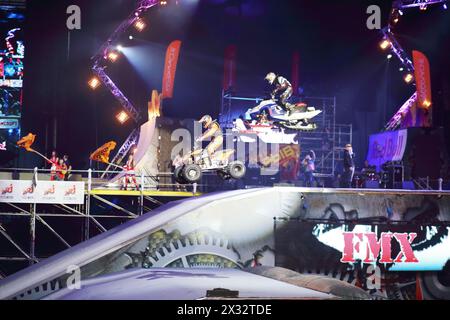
[14,0,450,170]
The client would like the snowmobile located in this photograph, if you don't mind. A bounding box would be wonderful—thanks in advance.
[240,99,322,131]
[173,146,246,184]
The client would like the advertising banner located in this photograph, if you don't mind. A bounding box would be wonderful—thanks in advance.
[367,129,407,170]
[0,118,19,129]
[413,50,432,109]
[0,180,85,204]
[161,40,181,99]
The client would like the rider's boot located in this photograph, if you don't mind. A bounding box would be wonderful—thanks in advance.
[284,103,295,116]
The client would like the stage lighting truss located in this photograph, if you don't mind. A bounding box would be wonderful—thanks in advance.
[381,28,415,74]
[93,64,141,122]
[91,0,160,124]
[384,92,418,131]
[393,0,448,10]
[381,0,447,130]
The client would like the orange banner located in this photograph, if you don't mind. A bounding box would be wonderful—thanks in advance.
[89,141,117,164]
[413,50,432,109]
[162,40,182,99]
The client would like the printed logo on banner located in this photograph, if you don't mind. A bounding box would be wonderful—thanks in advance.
[44,185,55,195]
[22,185,34,195]
[65,185,76,196]
[0,119,19,129]
[1,184,13,195]
[367,129,408,170]
[341,232,419,264]
[0,180,85,204]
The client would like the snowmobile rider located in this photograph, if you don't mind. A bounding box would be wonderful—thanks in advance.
[265,72,294,113]
[196,115,223,165]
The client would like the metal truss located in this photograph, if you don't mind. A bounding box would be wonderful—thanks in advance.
[92,64,141,123]
[382,0,445,130]
[92,1,160,177]
[91,0,160,123]
[393,0,448,9]
[384,92,417,130]
[381,28,415,73]
[92,0,159,63]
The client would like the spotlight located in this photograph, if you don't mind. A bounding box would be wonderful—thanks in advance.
[403,73,414,83]
[134,19,146,32]
[116,45,124,52]
[444,3,448,9]
[399,67,404,72]
[129,35,134,40]
[423,100,432,108]
[107,51,120,62]
[160,0,168,5]
[88,77,101,90]
[116,111,130,124]
[420,4,427,10]
[379,39,391,50]
[399,10,403,15]
[387,54,393,60]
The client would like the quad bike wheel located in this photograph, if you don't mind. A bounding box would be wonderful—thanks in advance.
[182,164,202,183]
[217,170,231,180]
[227,161,246,180]
[174,166,187,184]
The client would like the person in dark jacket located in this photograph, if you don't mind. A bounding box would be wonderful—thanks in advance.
[341,144,355,188]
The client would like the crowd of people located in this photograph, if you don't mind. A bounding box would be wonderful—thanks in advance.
[46,151,72,181]
[297,144,356,188]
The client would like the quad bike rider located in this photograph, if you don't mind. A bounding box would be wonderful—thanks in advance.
[196,115,223,167]
[172,115,246,184]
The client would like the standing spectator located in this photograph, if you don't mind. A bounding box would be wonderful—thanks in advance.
[121,154,138,190]
[48,157,66,181]
[63,154,72,181]
[49,150,58,168]
[302,150,316,187]
[55,158,67,181]
[341,144,355,188]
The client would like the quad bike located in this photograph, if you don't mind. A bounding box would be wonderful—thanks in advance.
[174,147,246,184]
[240,99,322,131]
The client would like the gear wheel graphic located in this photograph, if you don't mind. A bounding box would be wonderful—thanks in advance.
[126,229,242,269]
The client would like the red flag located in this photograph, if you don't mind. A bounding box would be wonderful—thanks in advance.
[413,50,432,109]
[291,51,300,95]
[162,40,182,99]
[223,45,237,91]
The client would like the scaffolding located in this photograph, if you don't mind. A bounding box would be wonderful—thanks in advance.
[220,92,353,178]
[0,168,200,277]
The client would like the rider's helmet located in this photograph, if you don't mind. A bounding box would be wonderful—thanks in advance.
[199,115,213,129]
[265,72,277,84]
